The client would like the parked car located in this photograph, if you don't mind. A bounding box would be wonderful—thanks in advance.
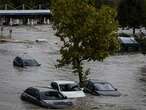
[21,87,73,109]
[83,79,121,96]
[13,56,41,67]
[118,37,140,52]
[51,81,85,98]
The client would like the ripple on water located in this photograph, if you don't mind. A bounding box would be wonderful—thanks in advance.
[1,26,146,110]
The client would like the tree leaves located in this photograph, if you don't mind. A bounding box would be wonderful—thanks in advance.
[51,0,119,85]
[117,0,145,34]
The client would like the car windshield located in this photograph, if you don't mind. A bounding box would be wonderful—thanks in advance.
[40,91,64,100]
[24,59,39,66]
[59,84,81,91]
[95,83,115,91]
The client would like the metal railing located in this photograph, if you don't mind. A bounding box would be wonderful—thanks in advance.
[0,4,49,10]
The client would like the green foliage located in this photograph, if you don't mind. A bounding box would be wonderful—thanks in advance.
[51,0,119,86]
[117,0,144,34]
[143,0,146,27]
[83,0,117,8]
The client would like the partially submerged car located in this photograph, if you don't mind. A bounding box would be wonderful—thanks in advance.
[51,81,85,98]
[36,39,48,43]
[83,79,121,96]
[21,87,73,109]
[118,32,140,52]
[13,56,40,67]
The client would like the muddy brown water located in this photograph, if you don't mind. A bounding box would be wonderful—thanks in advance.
[0,25,146,110]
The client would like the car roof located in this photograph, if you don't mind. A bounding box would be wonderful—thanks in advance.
[52,80,77,84]
[28,86,57,92]
[87,79,111,84]
[15,55,35,59]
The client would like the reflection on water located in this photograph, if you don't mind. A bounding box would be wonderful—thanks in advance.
[0,25,146,110]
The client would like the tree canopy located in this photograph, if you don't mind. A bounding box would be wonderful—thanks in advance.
[143,0,146,27]
[51,0,119,86]
[117,0,145,34]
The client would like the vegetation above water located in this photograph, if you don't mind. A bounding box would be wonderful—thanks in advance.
[2,0,146,85]
[51,0,119,86]
[117,0,146,34]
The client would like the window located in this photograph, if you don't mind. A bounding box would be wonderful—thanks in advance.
[59,84,81,91]
[40,91,64,100]
[87,82,94,90]
[24,59,39,66]
[95,83,115,91]
[25,88,40,99]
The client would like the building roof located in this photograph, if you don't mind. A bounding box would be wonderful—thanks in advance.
[0,10,51,16]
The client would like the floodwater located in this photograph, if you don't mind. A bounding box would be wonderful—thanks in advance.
[1,25,146,110]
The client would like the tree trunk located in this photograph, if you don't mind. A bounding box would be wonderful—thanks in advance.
[133,27,136,35]
[78,70,84,87]
[75,58,84,87]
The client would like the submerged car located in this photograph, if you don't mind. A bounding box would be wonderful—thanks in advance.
[13,56,40,67]
[51,81,85,98]
[21,87,73,109]
[36,39,48,43]
[83,79,121,96]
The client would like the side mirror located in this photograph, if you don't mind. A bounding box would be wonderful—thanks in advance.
[51,83,59,91]
[115,88,118,91]
[63,96,67,99]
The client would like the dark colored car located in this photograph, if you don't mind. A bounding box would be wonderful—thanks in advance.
[83,80,121,96]
[13,56,40,67]
[21,87,73,109]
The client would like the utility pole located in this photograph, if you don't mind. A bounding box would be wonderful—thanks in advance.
[9,28,12,39]
[22,4,25,10]
[9,18,13,26]
[0,26,3,38]
[5,4,8,10]
[39,4,41,9]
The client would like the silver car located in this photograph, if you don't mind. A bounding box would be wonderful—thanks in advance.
[21,87,73,109]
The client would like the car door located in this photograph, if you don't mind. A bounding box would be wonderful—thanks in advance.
[86,82,95,94]
[30,89,40,105]
[48,91,70,105]
[23,88,35,102]
[25,88,40,104]
[85,81,91,92]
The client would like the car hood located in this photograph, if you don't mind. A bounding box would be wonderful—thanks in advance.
[61,91,85,98]
[96,90,121,96]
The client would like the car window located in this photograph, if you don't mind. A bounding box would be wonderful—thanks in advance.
[40,91,64,100]
[95,83,115,91]
[24,59,39,66]
[119,33,131,37]
[25,88,40,98]
[86,82,94,90]
[25,88,34,95]
[14,56,23,63]
[59,84,81,91]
